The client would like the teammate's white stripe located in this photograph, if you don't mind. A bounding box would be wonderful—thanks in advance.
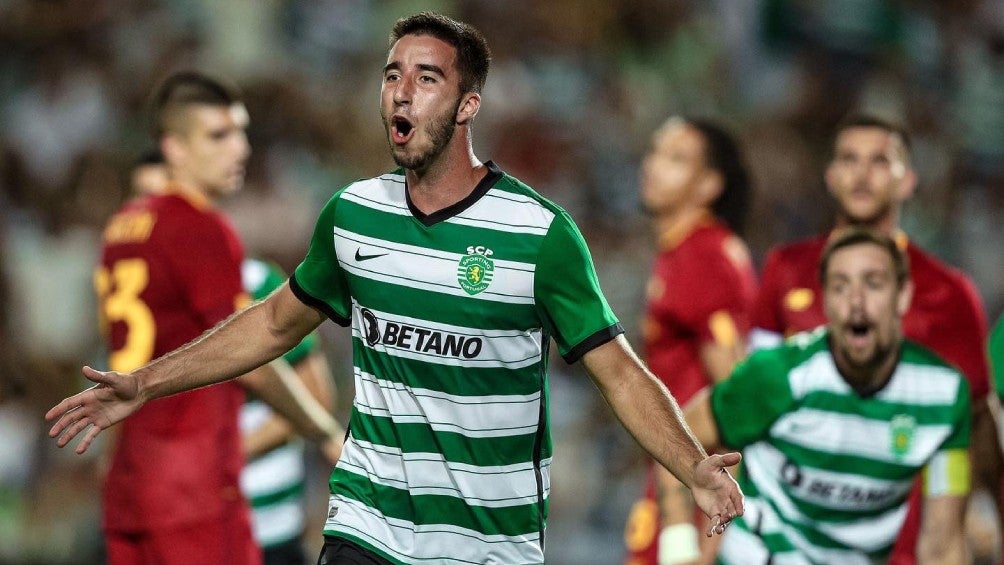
[744,443,908,552]
[770,408,954,465]
[788,350,962,406]
[334,227,535,305]
[748,327,784,352]
[354,371,541,438]
[240,442,304,497]
[742,441,912,512]
[325,494,544,564]
[250,497,304,547]
[336,437,551,507]
[240,259,269,295]
[351,304,544,370]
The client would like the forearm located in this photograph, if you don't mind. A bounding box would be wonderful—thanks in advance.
[917,532,968,564]
[239,359,342,445]
[588,340,706,487]
[243,416,295,459]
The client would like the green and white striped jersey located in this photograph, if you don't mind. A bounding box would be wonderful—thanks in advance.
[291,162,621,564]
[239,258,319,548]
[713,329,971,564]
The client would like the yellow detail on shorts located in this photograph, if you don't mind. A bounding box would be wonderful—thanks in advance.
[923,448,971,497]
[709,310,738,348]
[624,498,659,552]
[785,288,814,311]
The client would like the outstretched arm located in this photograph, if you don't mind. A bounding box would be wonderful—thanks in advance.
[582,336,743,535]
[46,282,324,454]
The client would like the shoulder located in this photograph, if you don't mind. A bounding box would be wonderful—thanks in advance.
[763,234,827,267]
[486,169,564,230]
[895,339,971,399]
[906,243,983,307]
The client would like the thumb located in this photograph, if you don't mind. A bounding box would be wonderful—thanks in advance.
[82,365,116,386]
[713,451,742,468]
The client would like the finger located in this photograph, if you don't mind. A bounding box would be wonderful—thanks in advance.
[75,424,103,455]
[716,451,742,468]
[82,365,115,386]
[55,411,96,448]
[707,514,721,537]
[45,394,85,424]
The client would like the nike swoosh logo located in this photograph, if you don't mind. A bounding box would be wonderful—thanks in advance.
[355,248,388,262]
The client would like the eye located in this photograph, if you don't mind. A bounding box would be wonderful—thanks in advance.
[419,74,437,84]
[384,72,401,83]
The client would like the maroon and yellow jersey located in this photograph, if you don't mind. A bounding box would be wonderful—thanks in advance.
[624,218,756,564]
[95,187,248,532]
[752,232,989,397]
[642,218,757,406]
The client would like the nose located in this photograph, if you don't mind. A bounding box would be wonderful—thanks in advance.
[393,77,413,106]
[847,283,865,311]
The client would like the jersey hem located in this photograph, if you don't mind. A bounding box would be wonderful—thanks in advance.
[563,322,624,364]
[289,273,350,326]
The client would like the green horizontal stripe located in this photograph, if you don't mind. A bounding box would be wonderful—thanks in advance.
[331,467,542,537]
[337,196,548,264]
[345,271,539,330]
[800,391,962,425]
[745,496,894,556]
[352,337,545,397]
[772,437,917,481]
[249,483,304,508]
[349,407,550,464]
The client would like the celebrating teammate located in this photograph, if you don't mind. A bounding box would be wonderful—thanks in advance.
[47,12,743,564]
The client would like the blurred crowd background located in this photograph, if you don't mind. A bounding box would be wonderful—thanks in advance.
[1,0,1003,563]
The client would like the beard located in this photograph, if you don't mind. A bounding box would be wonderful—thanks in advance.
[385,103,458,172]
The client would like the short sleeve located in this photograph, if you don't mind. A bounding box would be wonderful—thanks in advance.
[292,191,351,326]
[711,348,796,449]
[922,377,972,497]
[534,211,622,363]
[991,316,1004,399]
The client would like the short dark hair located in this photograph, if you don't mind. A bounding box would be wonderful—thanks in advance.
[149,71,242,139]
[135,148,165,167]
[389,12,491,94]
[819,228,910,288]
[833,113,912,158]
[686,119,752,237]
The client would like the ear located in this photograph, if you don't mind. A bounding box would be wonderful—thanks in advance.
[824,161,838,198]
[697,170,724,207]
[897,279,914,316]
[897,167,917,202]
[160,135,183,165]
[456,92,481,125]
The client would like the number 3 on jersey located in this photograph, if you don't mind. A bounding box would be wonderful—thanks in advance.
[94,259,155,372]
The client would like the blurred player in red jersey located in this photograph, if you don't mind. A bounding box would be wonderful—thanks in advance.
[95,72,342,565]
[623,118,757,565]
[750,114,999,564]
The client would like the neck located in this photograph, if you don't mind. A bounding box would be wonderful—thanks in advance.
[167,169,217,206]
[831,338,901,396]
[834,211,898,234]
[652,206,710,248]
[406,134,483,215]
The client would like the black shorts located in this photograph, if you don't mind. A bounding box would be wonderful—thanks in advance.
[316,536,395,565]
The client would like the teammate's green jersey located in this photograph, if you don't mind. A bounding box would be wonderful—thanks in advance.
[713,329,970,564]
[990,315,1004,400]
[291,162,622,564]
[240,258,319,548]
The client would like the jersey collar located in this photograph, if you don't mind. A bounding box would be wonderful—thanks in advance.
[405,161,503,227]
[658,210,715,250]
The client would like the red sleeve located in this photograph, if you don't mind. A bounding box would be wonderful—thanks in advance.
[158,210,245,328]
[752,247,784,332]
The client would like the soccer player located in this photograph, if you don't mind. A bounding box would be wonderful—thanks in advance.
[90,72,342,565]
[623,118,756,565]
[47,13,744,565]
[689,228,971,563]
[127,147,339,565]
[750,114,996,564]
[240,258,335,565]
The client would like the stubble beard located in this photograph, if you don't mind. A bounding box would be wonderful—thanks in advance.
[386,106,458,172]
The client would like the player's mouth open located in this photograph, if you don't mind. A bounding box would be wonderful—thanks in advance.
[391,116,415,144]
[847,322,872,346]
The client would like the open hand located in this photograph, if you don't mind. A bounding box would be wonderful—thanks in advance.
[45,366,143,454]
[691,452,744,537]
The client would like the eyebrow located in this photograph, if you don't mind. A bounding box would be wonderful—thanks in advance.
[382,62,446,77]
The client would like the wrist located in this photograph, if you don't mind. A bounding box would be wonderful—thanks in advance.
[658,523,700,565]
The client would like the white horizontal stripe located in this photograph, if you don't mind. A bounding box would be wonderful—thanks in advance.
[354,373,541,438]
[446,189,554,236]
[325,494,544,564]
[744,441,912,512]
[336,437,550,507]
[340,176,409,215]
[334,227,536,305]
[250,498,304,547]
[787,350,850,400]
[240,442,305,498]
[877,363,963,405]
[744,443,907,553]
[748,327,783,352]
[351,303,544,370]
[770,408,954,466]
[240,259,269,294]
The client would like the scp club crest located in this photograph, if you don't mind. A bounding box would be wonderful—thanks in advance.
[457,246,495,296]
